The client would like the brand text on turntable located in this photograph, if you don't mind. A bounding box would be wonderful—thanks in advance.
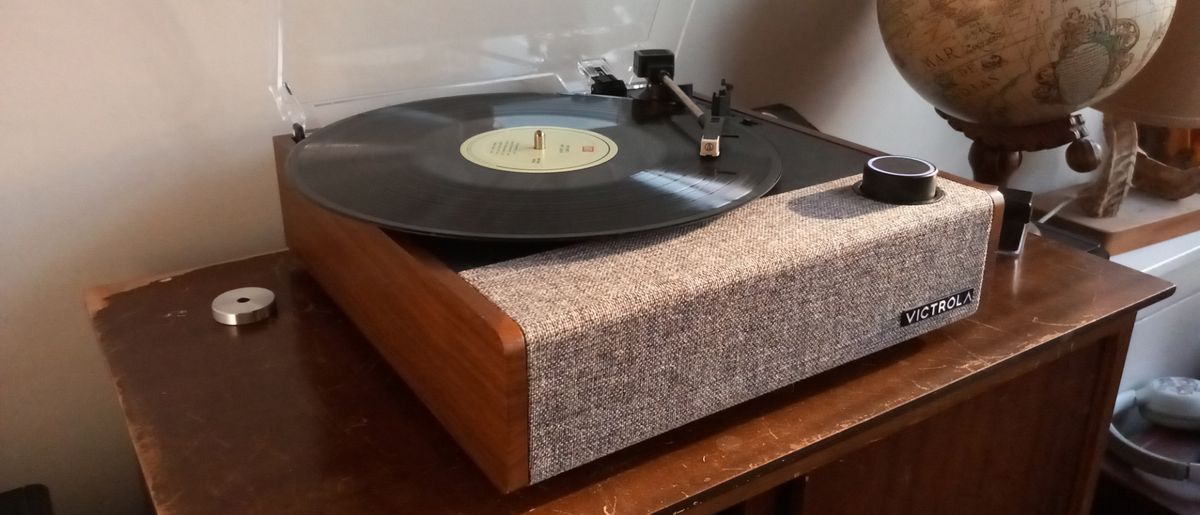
[899,289,975,327]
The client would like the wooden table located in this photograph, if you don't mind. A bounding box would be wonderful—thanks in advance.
[88,235,1172,514]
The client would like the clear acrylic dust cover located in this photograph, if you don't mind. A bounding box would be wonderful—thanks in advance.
[271,0,695,129]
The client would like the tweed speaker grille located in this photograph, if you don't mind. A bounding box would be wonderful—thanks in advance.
[460,176,995,482]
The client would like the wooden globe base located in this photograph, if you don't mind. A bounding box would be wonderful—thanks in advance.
[937,110,1101,187]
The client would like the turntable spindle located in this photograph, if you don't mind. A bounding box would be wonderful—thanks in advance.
[533,129,544,150]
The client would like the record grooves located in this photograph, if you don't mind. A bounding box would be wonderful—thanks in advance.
[287,93,782,241]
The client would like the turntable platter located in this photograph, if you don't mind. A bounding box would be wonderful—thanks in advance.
[286,93,782,241]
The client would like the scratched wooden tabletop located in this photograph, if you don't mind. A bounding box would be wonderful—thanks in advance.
[88,235,1172,514]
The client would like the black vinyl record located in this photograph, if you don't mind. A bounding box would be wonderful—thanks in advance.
[287,92,782,241]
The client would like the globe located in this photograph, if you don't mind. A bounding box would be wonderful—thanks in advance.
[878,0,1176,126]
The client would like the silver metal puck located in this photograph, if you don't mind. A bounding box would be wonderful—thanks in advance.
[211,287,275,326]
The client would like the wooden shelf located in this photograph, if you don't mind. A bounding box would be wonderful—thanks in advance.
[1034,185,1200,255]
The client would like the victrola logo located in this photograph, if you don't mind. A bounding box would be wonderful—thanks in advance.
[899,289,975,327]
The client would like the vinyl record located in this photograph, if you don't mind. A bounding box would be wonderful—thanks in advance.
[287,92,782,241]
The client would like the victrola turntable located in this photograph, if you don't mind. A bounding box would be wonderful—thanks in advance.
[270,0,1005,492]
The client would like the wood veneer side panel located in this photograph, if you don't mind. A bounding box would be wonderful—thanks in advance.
[799,319,1132,515]
[272,136,530,491]
[657,313,1137,514]
[1067,314,1136,514]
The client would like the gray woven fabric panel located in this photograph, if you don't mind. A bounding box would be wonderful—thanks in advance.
[460,176,995,482]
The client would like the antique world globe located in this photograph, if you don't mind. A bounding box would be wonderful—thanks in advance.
[878,0,1176,126]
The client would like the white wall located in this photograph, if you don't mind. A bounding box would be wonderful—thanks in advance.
[1,2,284,514]
[0,2,1095,513]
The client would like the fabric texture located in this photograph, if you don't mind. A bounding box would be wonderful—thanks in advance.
[460,176,995,482]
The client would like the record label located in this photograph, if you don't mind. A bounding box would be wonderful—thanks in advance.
[459,126,618,173]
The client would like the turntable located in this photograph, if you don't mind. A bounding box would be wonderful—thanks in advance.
[271,0,1003,492]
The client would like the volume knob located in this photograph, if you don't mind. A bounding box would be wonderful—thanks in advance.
[856,155,942,205]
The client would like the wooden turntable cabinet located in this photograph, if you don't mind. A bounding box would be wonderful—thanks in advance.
[273,105,1005,491]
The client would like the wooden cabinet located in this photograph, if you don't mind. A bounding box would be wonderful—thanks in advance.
[738,321,1129,514]
[87,236,1170,514]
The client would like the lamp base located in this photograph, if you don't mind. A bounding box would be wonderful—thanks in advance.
[1078,115,1200,218]
[1133,123,1200,200]
[1134,154,1200,200]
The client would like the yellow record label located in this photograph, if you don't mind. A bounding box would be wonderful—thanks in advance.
[459,126,618,173]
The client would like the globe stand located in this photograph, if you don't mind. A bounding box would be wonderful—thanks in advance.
[936,110,1101,187]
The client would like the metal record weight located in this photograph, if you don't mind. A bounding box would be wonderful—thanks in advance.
[211,287,276,326]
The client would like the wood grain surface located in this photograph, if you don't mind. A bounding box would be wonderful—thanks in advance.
[1035,185,1200,254]
[274,138,531,491]
[801,318,1133,515]
[89,233,1171,514]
